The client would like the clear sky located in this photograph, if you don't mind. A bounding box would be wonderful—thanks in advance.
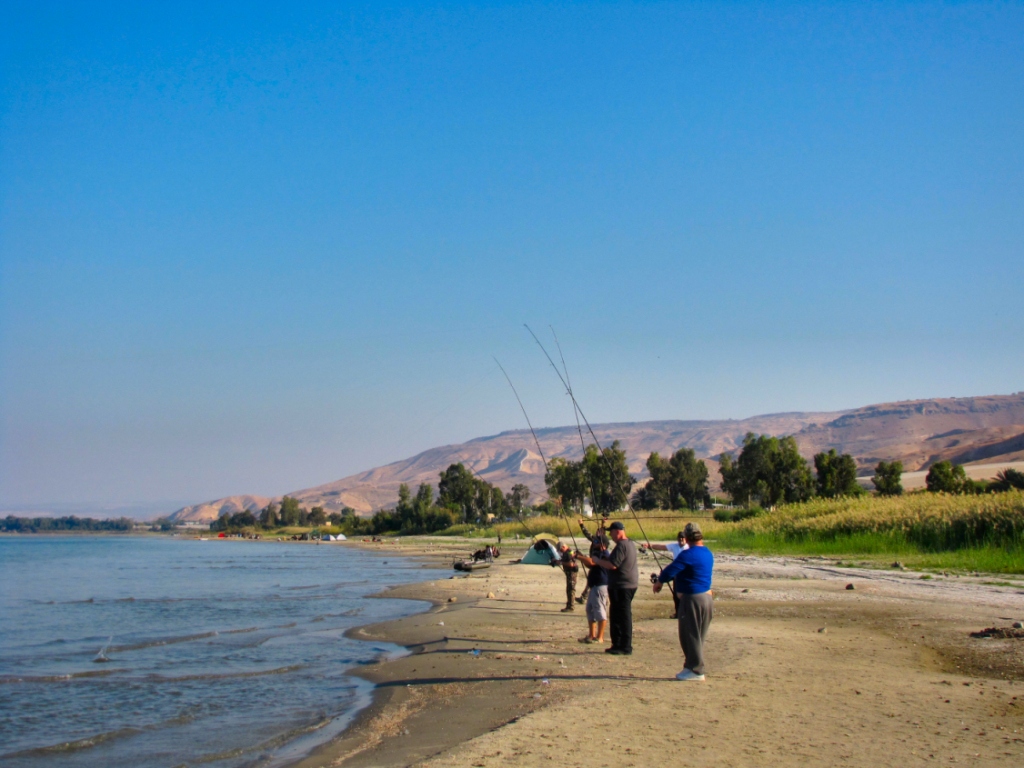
[2,2,1022,513]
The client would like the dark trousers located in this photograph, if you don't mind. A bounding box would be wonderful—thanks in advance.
[678,591,714,675]
[608,586,636,652]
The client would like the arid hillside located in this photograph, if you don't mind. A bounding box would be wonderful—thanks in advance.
[168,392,1024,521]
[169,495,271,524]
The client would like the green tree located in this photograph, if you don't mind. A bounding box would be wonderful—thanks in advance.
[414,482,434,512]
[259,502,280,528]
[229,510,257,528]
[309,506,327,526]
[871,460,904,496]
[990,468,1024,493]
[438,464,478,523]
[814,449,863,498]
[544,456,587,515]
[926,461,968,494]
[472,481,508,524]
[640,448,710,510]
[719,433,814,507]
[509,483,531,515]
[279,496,302,526]
[582,441,634,515]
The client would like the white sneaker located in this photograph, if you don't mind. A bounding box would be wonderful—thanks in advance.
[675,669,705,681]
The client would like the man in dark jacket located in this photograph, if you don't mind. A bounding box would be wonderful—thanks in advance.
[589,521,638,655]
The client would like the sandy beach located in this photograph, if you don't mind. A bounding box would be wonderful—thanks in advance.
[293,537,1024,767]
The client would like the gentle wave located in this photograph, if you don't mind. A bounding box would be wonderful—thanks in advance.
[1,708,203,759]
[1,727,142,758]
[0,669,117,684]
[143,664,307,683]
[109,626,259,652]
[187,714,335,766]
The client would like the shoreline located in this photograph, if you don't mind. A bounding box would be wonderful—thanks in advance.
[288,537,1024,767]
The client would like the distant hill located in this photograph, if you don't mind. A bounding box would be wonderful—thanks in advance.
[169,495,271,524]
[168,392,1024,522]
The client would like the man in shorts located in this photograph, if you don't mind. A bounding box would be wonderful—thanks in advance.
[575,539,610,644]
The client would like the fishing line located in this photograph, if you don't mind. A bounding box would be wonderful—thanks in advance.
[493,357,580,551]
[524,325,668,571]
[550,326,601,521]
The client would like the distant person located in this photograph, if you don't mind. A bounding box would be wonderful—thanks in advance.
[642,531,689,618]
[576,518,609,604]
[554,542,579,612]
[590,521,639,655]
[575,538,610,644]
[654,522,714,681]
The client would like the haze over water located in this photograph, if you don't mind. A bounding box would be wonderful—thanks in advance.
[0,536,433,768]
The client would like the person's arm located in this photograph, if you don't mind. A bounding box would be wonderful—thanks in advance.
[592,542,628,571]
[657,550,688,584]
[577,519,595,542]
[643,542,669,551]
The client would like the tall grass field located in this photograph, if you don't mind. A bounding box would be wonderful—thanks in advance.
[473,490,1024,575]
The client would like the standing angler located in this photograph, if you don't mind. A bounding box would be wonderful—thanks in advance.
[654,522,714,681]
[590,521,639,655]
[555,542,579,612]
[642,530,689,618]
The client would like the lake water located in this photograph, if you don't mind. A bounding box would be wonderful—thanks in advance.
[0,536,433,768]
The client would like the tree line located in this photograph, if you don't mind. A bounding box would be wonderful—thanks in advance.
[210,497,358,532]
[207,438,1024,534]
[924,463,1024,495]
[2,515,135,533]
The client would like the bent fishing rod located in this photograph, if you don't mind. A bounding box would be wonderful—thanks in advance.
[524,325,669,571]
[493,357,581,552]
[550,326,602,525]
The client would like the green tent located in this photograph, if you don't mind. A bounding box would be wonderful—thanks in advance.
[519,533,559,565]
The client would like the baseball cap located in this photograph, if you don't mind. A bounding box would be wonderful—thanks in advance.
[683,522,703,540]
[608,521,625,531]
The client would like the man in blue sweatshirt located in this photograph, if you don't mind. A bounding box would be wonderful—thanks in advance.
[654,522,713,681]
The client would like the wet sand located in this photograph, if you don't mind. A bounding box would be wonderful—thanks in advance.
[294,538,1024,767]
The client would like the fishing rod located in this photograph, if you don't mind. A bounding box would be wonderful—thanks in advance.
[523,324,668,571]
[549,326,602,525]
[448,427,535,543]
[493,357,580,552]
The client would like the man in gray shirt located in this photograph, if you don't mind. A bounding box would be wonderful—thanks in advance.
[589,521,638,655]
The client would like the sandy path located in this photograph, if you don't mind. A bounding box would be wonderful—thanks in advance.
[295,540,1024,767]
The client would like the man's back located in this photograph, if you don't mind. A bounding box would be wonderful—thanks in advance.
[608,538,638,589]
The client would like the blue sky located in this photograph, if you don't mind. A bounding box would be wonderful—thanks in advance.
[2,2,1022,511]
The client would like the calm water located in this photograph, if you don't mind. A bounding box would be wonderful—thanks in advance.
[0,536,433,768]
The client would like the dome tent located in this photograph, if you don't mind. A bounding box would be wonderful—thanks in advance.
[519,533,560,565]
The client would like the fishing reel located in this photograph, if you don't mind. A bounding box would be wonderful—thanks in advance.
[649,572,661,585]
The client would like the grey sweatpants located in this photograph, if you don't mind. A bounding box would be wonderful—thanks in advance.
[678,591,713,675]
